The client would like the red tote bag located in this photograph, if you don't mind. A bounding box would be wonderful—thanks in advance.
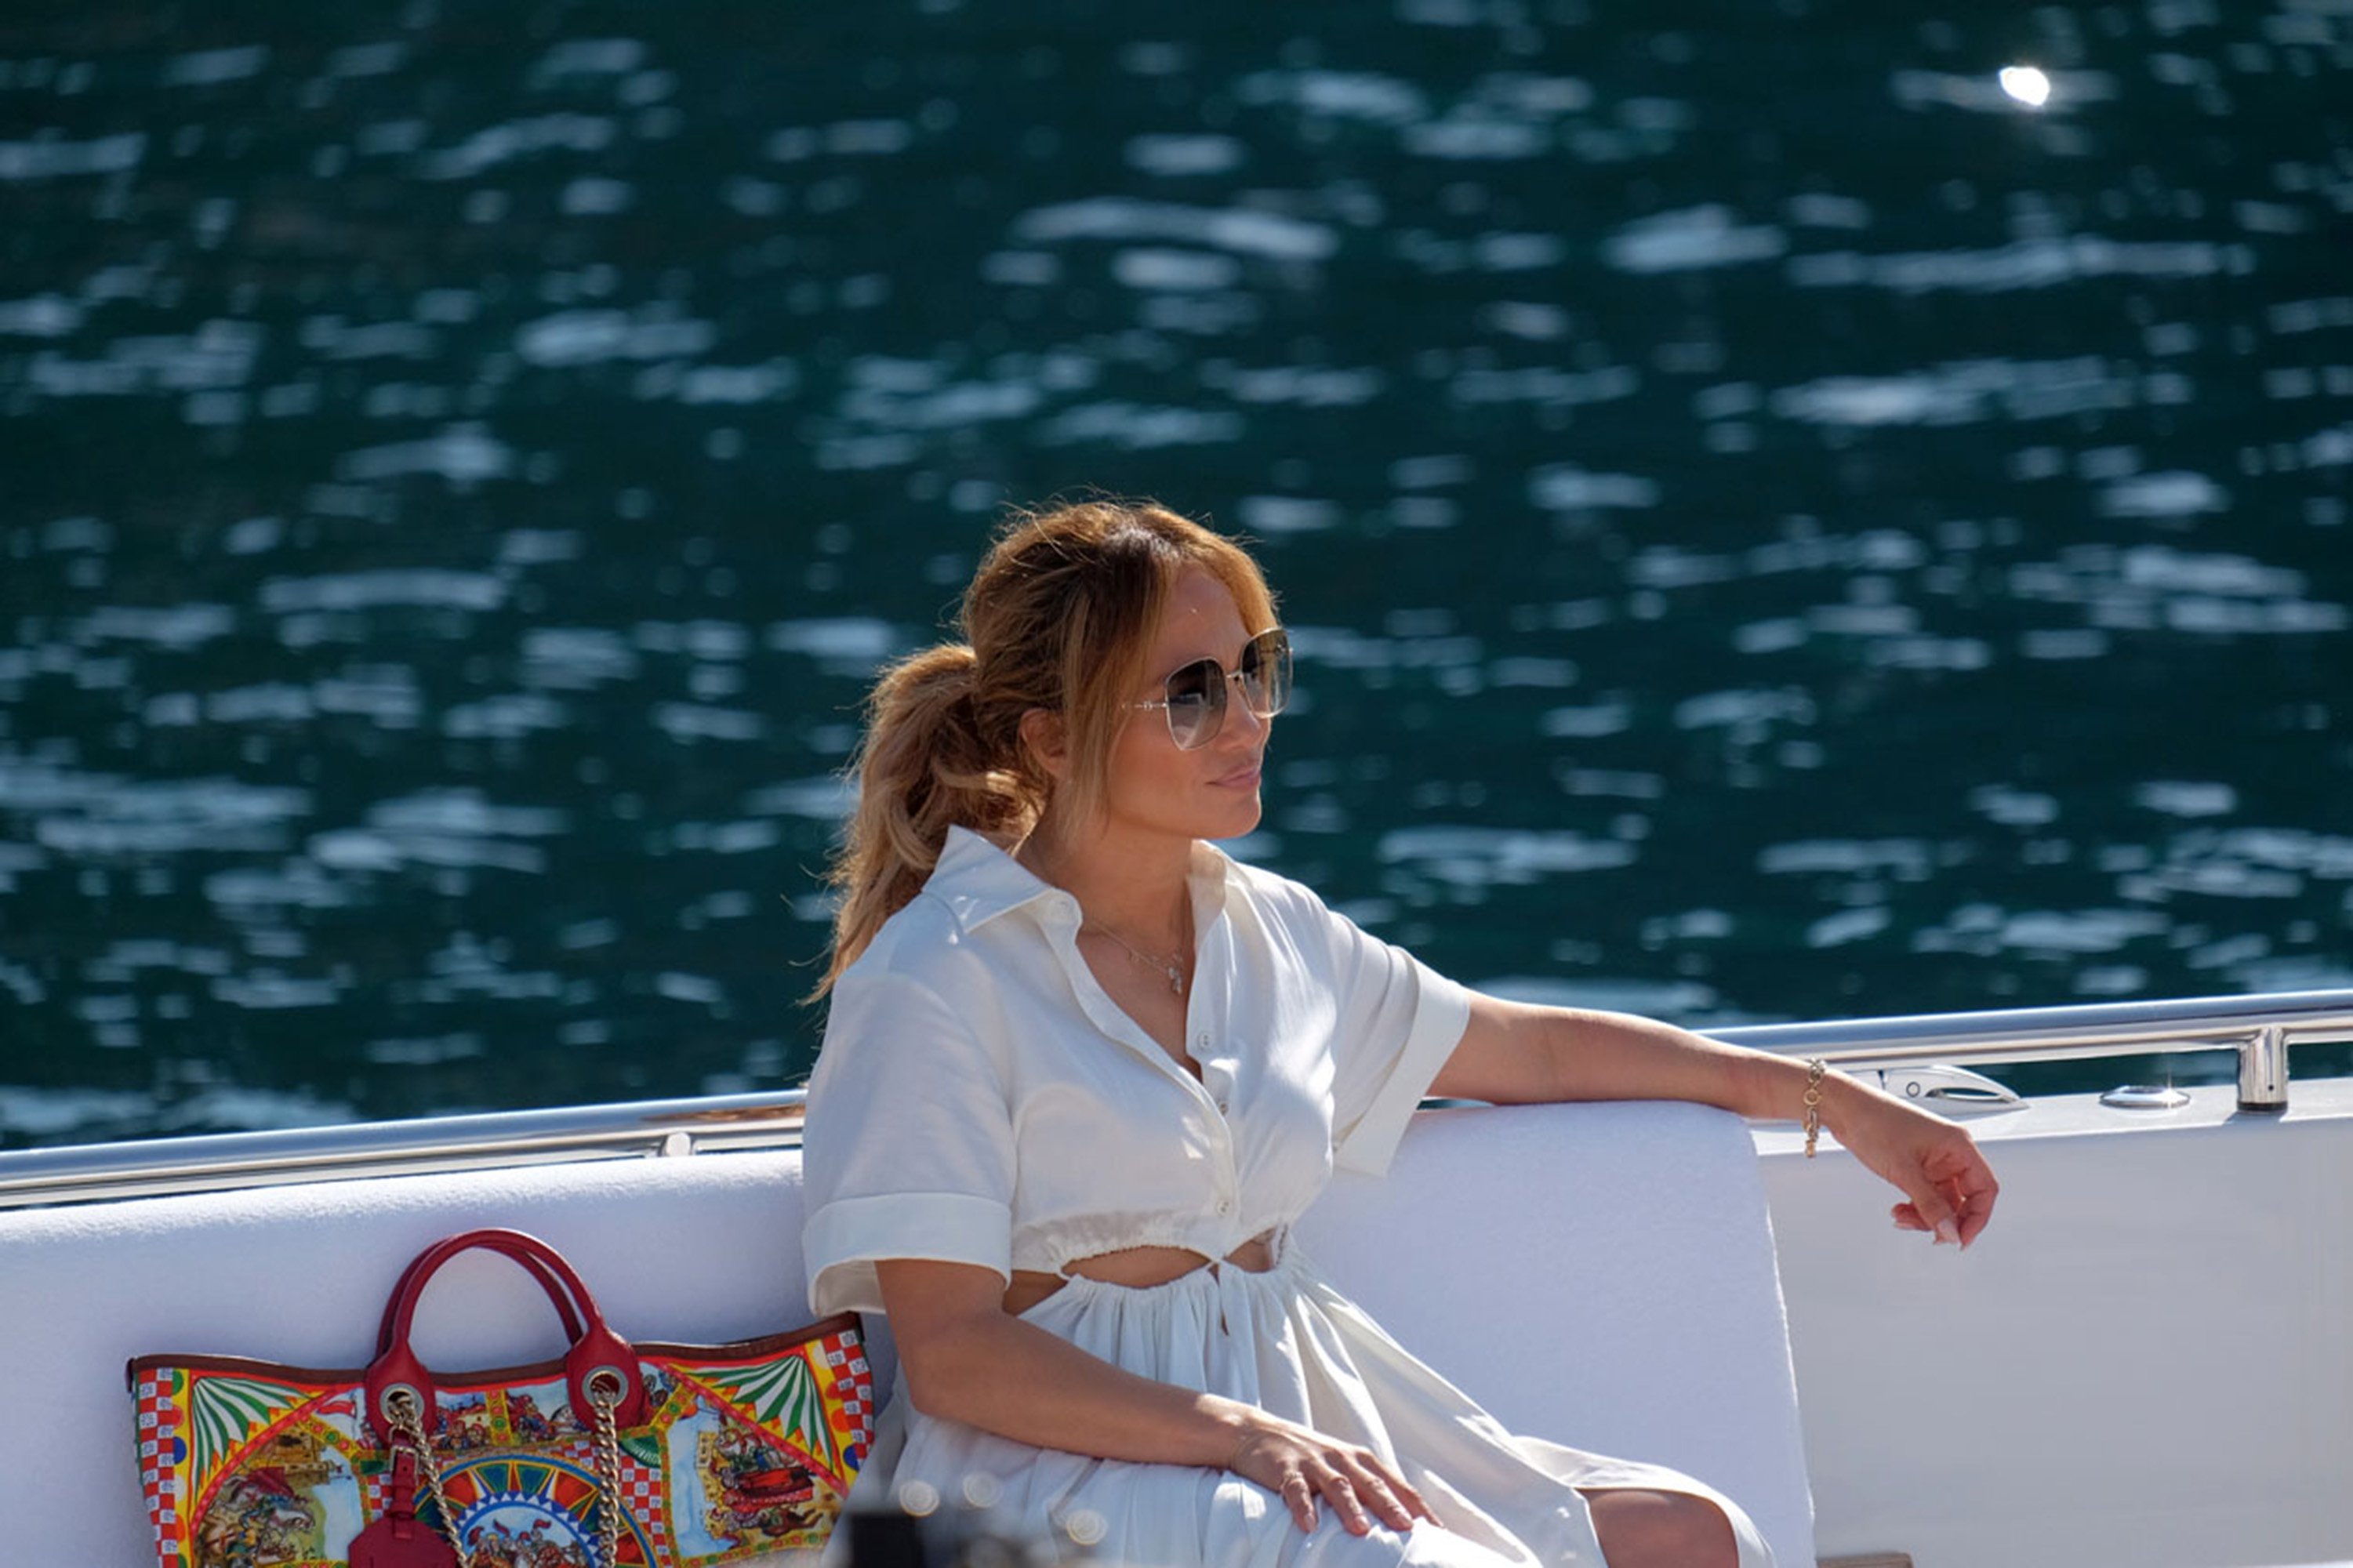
[128,1227,874,1567]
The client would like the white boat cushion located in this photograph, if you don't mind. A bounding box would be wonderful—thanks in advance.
[0,1098,1811,1565]
[1298,1101,1814,1564]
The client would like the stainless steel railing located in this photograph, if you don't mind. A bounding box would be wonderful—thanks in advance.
[0,1091,808,1210]
[1711,987,2353,1112]
[5,989,2351,1210]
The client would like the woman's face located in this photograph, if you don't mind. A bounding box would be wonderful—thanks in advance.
[1097,565,1272,848]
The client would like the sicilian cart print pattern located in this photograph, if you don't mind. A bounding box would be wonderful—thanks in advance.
[132,1323,873,1568]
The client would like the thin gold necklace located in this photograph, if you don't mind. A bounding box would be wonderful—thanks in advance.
[1082,918,1190,995]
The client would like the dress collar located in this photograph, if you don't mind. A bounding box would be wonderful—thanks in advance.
[924,826,1058,932]
[926,824,1234,935]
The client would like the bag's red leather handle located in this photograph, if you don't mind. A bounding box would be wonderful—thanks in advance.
[374,1232,586,1352]
[364,1229,647,1440]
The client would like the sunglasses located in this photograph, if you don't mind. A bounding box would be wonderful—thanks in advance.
[1131,627,1294,750]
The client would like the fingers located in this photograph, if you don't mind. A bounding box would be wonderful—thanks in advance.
[1280,1471,1317,1533]
[1921,1137,2000,1248]
[1249,1436,1426,1536]
[1334,1453,1425,1531]
[1290,1457,1402,1537]
[1316,1463,1372,1534]
[1948,1147,2001,1247]
[1890,1137,2000,1250]
[1383,1463,1436,1524]
[1902,1177,1968,1246]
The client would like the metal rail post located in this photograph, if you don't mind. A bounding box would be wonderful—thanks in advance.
[2239,1024,2289,1112]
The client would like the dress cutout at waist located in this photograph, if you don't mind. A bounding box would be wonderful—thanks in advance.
[1001,1230,1279,1316]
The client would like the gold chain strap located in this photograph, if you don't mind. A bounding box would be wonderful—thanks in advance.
[1801,1058,1828,1158]
[387,1391,483,1568]
[587,1373,628,1568]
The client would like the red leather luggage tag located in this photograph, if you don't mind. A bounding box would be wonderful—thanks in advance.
[347,1446,460,1568]
[349,1519,461,1568]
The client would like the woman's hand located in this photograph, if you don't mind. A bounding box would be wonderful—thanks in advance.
[1823,1075,2000,1248]
[1226,1417,1435,1536]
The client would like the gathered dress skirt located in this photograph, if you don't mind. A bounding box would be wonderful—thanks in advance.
[843,1243,1776,1568]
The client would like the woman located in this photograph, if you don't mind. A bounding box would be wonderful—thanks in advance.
[801,499,1997,1567]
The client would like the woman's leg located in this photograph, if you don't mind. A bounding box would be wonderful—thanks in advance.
[1580,1487,1739,1568]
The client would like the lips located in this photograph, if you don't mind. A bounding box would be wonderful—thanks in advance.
[1211,762,1263,789]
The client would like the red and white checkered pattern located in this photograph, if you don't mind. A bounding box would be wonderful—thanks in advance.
[132,1373,183,1564]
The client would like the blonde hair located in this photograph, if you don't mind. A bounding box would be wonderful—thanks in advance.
[819,498,1276,991]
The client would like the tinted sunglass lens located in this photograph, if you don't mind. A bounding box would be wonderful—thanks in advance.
[1241,632,1292,717]
[1162,659,1224,748]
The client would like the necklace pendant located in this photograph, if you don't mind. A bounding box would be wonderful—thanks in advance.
[1166,964,1184,994]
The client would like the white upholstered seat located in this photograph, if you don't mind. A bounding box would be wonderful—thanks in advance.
[0,1098,1811,1565]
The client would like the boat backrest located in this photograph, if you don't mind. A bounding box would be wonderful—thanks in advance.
[0,1099,1813,1564]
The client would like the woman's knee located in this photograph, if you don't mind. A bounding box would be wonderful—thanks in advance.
[1582,1487,1739,1568]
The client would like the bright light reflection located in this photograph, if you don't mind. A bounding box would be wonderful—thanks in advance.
[1999,65,2053,107]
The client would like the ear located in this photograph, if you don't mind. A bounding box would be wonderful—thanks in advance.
[1019,708,1070,782]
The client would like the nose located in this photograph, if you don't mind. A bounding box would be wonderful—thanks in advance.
[1223,676,1273,745]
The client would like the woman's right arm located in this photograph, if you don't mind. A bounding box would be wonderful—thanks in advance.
[877,1258,1432,1537]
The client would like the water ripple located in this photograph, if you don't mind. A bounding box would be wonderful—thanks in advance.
[2,0,2347,1143]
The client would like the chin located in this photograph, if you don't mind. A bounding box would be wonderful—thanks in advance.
[1117,786,1262,844]
[1202,796,1263,841]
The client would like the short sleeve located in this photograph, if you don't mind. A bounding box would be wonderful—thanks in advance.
[1319,905,1473,1177]
[800,968,1016,1316]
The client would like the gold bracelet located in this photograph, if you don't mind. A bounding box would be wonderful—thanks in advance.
[1802,1058,1827,1159]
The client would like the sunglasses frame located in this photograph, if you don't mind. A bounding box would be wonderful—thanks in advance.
[1130,627,1293,750]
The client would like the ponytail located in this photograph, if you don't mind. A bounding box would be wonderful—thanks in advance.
[818,643,1043,991]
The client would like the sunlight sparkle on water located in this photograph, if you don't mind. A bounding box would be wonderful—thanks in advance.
[1998,65,2052,107]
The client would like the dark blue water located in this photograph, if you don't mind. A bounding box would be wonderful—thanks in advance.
[2,2,2348,1146]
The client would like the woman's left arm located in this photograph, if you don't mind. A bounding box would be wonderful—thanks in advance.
[1431,996,1999,1248]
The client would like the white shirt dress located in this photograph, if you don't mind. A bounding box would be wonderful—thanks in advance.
[802,827,1774,1567]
